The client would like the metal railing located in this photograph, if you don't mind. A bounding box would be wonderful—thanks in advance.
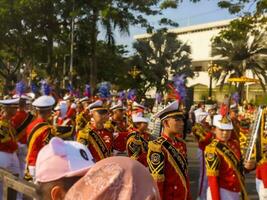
[0,168,40,200]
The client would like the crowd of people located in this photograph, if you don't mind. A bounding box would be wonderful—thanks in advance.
[0,80,266,200]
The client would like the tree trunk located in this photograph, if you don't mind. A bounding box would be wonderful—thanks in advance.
[90,8,99,94]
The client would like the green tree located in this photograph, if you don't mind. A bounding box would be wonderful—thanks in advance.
[211,17,267,102]
[131,29,193,96]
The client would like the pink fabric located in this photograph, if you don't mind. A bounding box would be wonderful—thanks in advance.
[36,137,94,183]
[64,156,161,200]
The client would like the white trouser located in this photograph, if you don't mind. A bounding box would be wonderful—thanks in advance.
[0,151,20,200]
[256,178,267,200]
[197,148,208,200]
[207,187,240,200]
[17,143,27,178]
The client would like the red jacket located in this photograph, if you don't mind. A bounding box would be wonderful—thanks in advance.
[12,110,33,144]
[205,138,242,200]
[0,119,18,153]
[26,118,53,166]
[147,133,191,200]
[256,162,267,188]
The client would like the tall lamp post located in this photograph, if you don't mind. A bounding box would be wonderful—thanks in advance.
[207,61,221,101]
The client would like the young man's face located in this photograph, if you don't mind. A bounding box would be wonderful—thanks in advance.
[164,115,184,135]
[215,128,231,142]
[113,109,124,121]
[135,122,148,132]
[92,110,108,125]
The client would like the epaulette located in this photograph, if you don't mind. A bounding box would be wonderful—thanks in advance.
[104,120,115,131]
[205,139,220,176]
[148,137,165,152]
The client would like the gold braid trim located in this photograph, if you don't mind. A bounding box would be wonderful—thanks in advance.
[205,140,220,176]
[163,146,188,200]
[126,135,143,159]
[147,140,165,182]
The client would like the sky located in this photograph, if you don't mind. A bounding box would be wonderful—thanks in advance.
[108,0,246,53]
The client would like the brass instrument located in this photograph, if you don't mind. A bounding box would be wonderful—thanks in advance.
[244,106,263,161]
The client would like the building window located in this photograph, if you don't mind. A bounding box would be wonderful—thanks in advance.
[194,66,203,71]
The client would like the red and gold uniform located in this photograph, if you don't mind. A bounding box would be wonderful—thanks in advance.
[75,110,90,132]
[77,124,113,162]
[205,138,248,200]
[0,119,18,153]
[105,119,129,152]
[126,129,150,166]
[25,118,55,170]
[12,110,34,144]
[147,133,191,200]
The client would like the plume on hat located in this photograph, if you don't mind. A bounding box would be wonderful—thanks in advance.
[167,74,186,101]
[118,90,126,100]
[127,89,136,101]
[84,84,91,97]
[219,103,230,124]
[41,80,51,95]
[31,82,38,94]
[98,82,111,99]
[15,81,26,96]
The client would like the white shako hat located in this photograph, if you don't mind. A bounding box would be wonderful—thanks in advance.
[132,115,149,123]
[87,100,107,112]
[79,96,89,103]
[213,114,233,130]
[132,101,145,110]
[110,100,125,111]
[32,95,55,110]
[154,101,183,121]
[0,98,20,107]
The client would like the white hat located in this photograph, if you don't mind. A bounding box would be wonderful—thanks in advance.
[87,100,107,111]
[36,137,95,183]
[154,101,183,121]
[132,116,149,123]
[213,114,233,130]
[32,95,55,109]
[79,96,89,103]
[110,101,125,111]
[132,101,145,110]
[0,98,20,106]
[12,94,32,101]
[63,94,74,101]
[194,108,208,123]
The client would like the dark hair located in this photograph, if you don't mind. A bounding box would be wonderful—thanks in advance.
[38,176,81,200]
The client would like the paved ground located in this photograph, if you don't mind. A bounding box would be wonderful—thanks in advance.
[186,136,258,200]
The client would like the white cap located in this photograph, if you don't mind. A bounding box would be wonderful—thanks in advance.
[36,137,95,183]
[79,97,89,103]
[132,116,149,123]
[213,114,233,130]
[132,101,145,110]
[32,95,55,109]
[87,100,106,111]
[12,94,32,101]
[110,101,125,111]
[63,94,74,101]
[0,98,20,106]
[154,101,183,121]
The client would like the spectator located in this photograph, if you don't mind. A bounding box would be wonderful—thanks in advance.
[64,156,161,200]
[36,137,95,200]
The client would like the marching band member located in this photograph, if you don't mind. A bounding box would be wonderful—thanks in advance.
[147,101,192,200]
[126,115,150,166]
[205,106,254,200]
[76,100,112,162]
[25,95,56,181]
[0,98,20,199]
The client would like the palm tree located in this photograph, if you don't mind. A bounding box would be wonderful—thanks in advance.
[132,29,193,95]
[211,18,267,102]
